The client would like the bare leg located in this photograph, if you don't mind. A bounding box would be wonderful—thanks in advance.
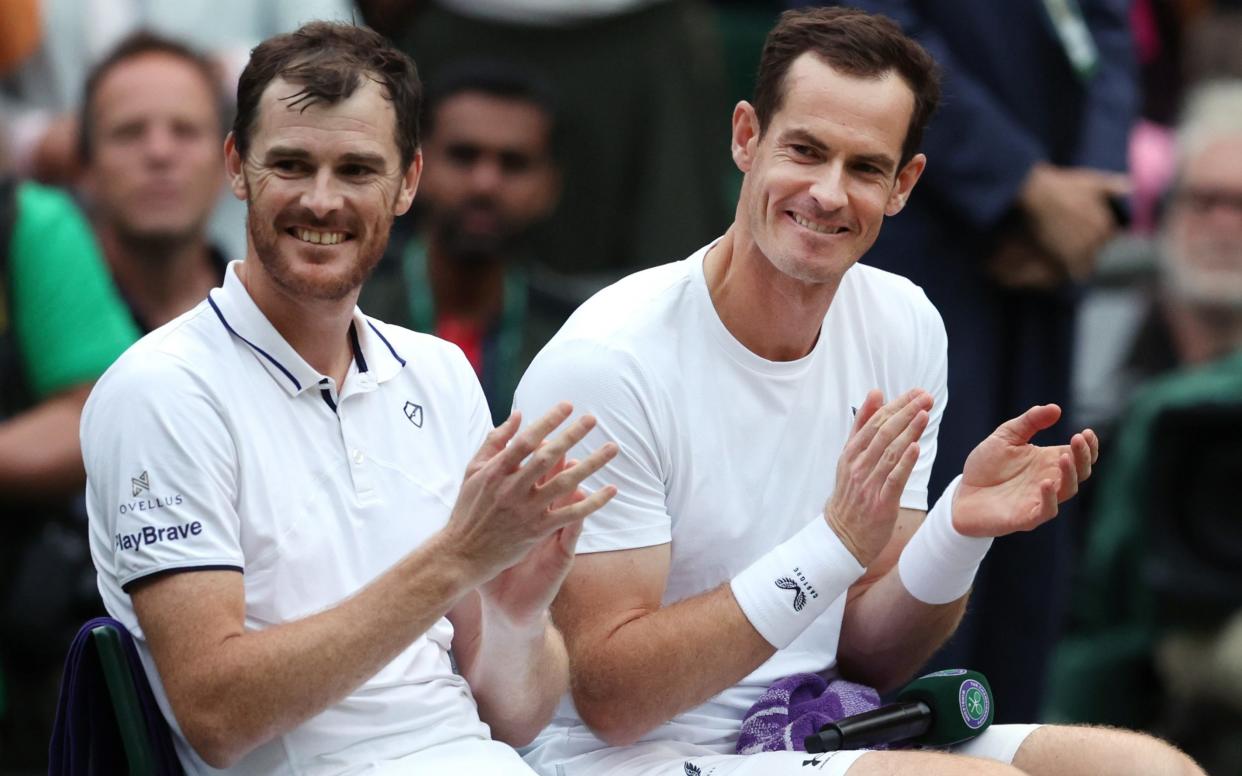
[1011,725,1205,776]
[846,750,1028,776]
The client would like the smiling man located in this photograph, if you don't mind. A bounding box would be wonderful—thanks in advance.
[513,8,1201,776]
[82,22,617,775]
[79,32,230,332]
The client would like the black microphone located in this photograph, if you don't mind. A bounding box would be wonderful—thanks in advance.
[804,669,994,753]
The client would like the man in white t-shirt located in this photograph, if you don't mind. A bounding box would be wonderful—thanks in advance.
[82,22,618,775]
[513,8,1203,776]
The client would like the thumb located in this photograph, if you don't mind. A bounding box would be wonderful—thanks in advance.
[995,404,1062,445]
[1089,171,1130,197]
[558,518,585,556]
[468,410,521,471]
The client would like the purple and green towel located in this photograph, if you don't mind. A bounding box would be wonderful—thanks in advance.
[736,673,882,754]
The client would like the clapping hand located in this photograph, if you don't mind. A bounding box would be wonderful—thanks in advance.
[952,404,1098,538]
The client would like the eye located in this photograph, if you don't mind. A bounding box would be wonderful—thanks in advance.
[339,163,375,177]
[791,144,816,158]
[500,152,534,174]
[271,159,308,174]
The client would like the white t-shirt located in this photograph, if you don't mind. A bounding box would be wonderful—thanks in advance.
[513,243,948,771]
[82,264,496,775]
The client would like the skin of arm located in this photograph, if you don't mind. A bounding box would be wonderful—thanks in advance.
[131,407,618,768]
[132,539,481,768]
[835,506,964,691]
[839,403,1100,691]
[447,590,570,747]
[0,384,91,500]
[552,544,775,747]
[554,390,928,746]
[557,399,1098,745]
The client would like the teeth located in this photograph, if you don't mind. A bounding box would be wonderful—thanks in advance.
[295,228,346,245]
[792,214,844,235]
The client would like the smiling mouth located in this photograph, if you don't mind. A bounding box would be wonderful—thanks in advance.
[789,212,849,235]
[287,227,351,246]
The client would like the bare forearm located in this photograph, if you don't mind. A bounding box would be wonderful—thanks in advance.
[0,386,89,499]
[563,584,773,745]
[837,571,965,692]
[144,533,481,767]
[463,611,568,746]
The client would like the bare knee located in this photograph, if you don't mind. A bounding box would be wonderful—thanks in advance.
[1013,724,1204,776]
[847,750,1028,776]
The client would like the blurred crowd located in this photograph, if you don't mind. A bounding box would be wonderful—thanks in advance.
[1,0,1241,772]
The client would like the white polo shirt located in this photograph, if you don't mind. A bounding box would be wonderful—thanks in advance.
[83,263,497,775]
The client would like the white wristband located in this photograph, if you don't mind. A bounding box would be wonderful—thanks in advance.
[730,515,866,649]
[898,475,993,604]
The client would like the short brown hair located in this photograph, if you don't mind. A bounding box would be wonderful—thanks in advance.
[754,7,940,167]
[232,21,421,171]
[79,31,227,163]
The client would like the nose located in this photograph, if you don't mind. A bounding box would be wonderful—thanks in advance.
[300,168,344,219]
[468,156,503,195]
[142,124,177,166]
[808,160,848,212]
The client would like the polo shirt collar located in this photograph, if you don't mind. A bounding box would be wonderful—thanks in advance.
[207,262,407,396]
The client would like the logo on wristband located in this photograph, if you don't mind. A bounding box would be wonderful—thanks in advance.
[775,566,819,612]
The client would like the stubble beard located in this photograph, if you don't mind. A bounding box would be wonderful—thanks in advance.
[246,184,393,303]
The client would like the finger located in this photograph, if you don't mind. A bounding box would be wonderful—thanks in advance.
[1084,428,1100,464]
[850,389,885,436]
[1071,433,1092,482]
[1090,171,1131,196]
[493,402,573,473]
[467,410,522,473]
[536,448,570,489]
[537,442,619,503]
[995,404,1062,445]
[861,393,931,468]
[558,517,585,555]
[849,388,923,455]
[546,484,618,528]
[870,408,929,484]
[516,414,600,490]
[1056,451,1079,502]
[879,441,920,505]
[1034,478,1058,527]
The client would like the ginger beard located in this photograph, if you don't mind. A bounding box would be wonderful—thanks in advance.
[243,170,395,302]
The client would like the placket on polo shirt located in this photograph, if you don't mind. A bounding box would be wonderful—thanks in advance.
[205,264,407,502]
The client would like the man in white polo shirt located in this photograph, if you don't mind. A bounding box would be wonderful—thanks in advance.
[513,7,1203,776]
[82,21,617,775]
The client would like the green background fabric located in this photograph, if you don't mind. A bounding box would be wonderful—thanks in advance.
[8,182,139,400]
[1046,349,1242,726]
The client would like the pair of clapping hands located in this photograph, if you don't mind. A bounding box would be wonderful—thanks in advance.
[446,391,1099,626]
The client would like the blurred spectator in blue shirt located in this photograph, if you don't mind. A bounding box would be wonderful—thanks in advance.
[359,61,564,423]
[792,0,1138,722]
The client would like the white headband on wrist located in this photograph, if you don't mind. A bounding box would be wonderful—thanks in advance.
[730,515,866,649]
[898,475,993,605]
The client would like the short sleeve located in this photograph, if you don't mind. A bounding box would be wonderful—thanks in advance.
[10,183,140,399]
[513,338,671,553]
[901,292,949,512]
[83,354,243,591]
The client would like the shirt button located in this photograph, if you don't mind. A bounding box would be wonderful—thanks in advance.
[352,449,365,465]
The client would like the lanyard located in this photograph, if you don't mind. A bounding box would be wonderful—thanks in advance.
[400,238,528,408]
[1041,0,1100,81]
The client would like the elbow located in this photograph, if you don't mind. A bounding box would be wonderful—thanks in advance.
[575,694,650,748]
[491,721,542,750]
[177,704,253,769]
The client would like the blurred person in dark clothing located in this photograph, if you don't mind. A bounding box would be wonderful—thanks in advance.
[1047,84,1242,758]
[78,32,231,332]
[0,178,138,766]
[360,61,562,422]
[368,0,733,284]
[794,0,1138,722]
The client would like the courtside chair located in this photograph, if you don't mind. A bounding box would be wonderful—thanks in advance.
[49,617,183,775]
